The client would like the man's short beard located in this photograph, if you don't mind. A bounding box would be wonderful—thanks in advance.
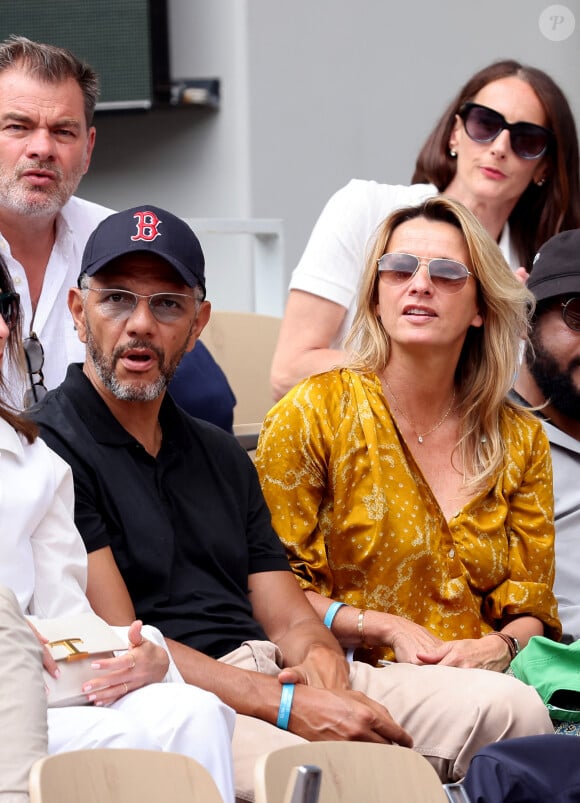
[85,321,192,402]
[527,327,580,421]
[0,160,85,218]
[95,361,168,402]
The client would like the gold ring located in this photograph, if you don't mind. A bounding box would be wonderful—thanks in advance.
[123,682,129,695]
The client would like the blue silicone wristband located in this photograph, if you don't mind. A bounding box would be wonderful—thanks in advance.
[323,601,346,629]
[276,683,295,730]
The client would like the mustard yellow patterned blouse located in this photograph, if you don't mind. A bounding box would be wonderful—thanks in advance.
[256,368,561,664]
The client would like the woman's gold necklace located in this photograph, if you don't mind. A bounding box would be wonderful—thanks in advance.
[383,378,456,444]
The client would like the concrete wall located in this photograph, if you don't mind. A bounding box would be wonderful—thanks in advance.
[79,0,580,313]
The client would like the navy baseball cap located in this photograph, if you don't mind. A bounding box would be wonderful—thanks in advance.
[80,205,206,296]
[528,229,580,303]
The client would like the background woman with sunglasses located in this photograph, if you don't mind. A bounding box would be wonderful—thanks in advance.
[271,59,580,400]
[0,257,236,802]
[257,196,560,672]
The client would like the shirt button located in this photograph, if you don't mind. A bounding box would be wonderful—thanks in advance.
[449,548,455,558]
[13,276,22,285]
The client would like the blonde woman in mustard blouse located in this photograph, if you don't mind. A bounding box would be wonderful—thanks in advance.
[257,196,560,671]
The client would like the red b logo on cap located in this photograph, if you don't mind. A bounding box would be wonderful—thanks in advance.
[131,211,162,242]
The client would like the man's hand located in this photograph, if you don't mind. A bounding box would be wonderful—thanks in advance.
[278,643,350,690]
[289,684,413,746]
[277,643,412,746]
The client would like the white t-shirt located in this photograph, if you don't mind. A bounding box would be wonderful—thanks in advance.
[289,180,517,347]
[1,195,113,407]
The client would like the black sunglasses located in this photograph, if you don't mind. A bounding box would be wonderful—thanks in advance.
[458,102,553,160]
[0,291,20,331]
[23,332,48,408]
[562,297,580,332]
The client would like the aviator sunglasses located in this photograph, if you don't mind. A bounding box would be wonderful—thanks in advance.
[458,102,553,160]
[0,291,19,331]
[378,253,473,293]
[561,297,580,331]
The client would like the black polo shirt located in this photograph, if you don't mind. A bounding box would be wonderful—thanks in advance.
[30,364,291,659]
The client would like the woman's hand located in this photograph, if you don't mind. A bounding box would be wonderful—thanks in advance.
[82,619,170,705]
[367,612,443,664]
[26,619,59,678]
[514,266,530,284]
[416,636,512,671]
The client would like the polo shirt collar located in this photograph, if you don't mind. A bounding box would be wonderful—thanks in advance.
[542,419,580,454]
[510,387,580,453]
[62,363,189,448]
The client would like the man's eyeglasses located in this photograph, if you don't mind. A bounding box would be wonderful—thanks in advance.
[378,252,473,294]
[23,332,48,408]
[86,287,199,324]
[458,102,553,160]
[0,291,20,331]
[562,297,580,331]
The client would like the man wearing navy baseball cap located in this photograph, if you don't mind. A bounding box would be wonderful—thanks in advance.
[513,228,580,644]
[29,205,555,800]
[80,204,206,294]
[80,206,236,431]
[72,204,210,410]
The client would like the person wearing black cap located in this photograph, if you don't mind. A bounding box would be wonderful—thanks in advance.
[462,237,580,801]
[30,205,556,802]
[513,229,580,644]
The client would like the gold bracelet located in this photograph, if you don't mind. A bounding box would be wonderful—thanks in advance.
[357,610,367,646]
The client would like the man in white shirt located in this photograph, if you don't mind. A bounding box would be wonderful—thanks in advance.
[513,229,580,642]
[0,36,236,429]
[0,36,111,407]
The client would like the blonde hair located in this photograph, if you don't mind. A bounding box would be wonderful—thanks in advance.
[346,196,535,490]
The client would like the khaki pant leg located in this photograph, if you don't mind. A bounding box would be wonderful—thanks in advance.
[349,660,553,782]
[220,641,307,802]
[232,714,307,802]
[0,586,47,803]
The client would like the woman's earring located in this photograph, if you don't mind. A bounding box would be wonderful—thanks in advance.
[535,177,546,187]
[449,149,457,158]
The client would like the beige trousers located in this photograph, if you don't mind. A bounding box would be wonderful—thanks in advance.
[0,586,48,803]
[223,640,554,802]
